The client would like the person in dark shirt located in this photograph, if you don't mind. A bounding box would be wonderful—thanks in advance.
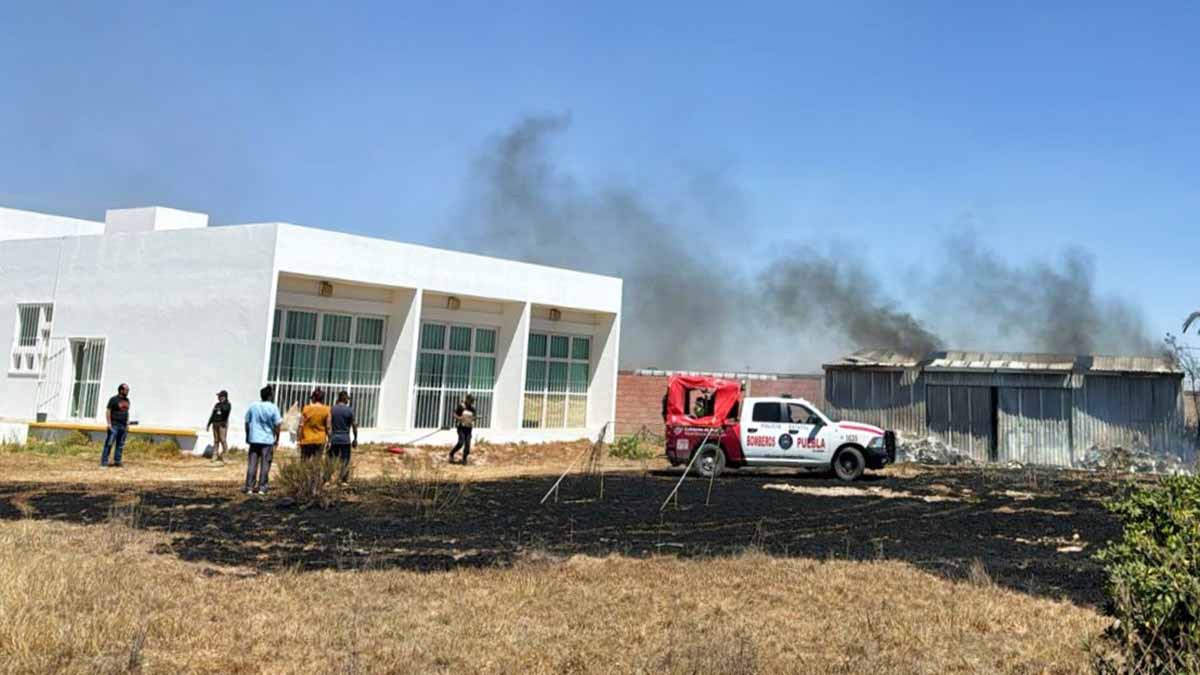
[326,391,358,483]
[206,390,232,463]
[449,394,476,465]
[100,383,131,468]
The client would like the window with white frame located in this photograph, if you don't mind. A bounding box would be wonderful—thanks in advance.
[414,322,497,428]
[267,308,386,427]
[69,338,105,419]
[10,303,53,375]
[523,332,590,428]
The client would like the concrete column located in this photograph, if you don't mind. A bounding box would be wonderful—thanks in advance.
[588,312,621,441]
[378,288,422,429]
[492,301,531,430]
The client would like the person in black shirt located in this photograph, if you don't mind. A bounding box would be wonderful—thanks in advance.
[100,383,131,468]
[207,390,232,463]
[448,394,476,465]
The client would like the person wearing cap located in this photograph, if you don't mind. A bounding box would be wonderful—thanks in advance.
[206,390,232,463]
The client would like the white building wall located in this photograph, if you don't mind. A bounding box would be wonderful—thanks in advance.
[0,207,104,241]
[0,225,279,438]
[1,215,622,447]
[588,312,621,440]
[272,224,621,313]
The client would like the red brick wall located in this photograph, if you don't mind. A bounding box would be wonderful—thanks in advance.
[615,372,670,437]
[615,371,825,436]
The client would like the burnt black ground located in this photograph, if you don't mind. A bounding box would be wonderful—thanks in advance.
[0,466,1130,606]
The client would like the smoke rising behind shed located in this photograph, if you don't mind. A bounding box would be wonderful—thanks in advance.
[459,116,1152,371]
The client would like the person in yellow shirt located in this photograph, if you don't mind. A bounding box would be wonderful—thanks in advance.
[298,388,332,461]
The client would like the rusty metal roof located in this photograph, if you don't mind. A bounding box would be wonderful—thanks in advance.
[824,350,1180,375]
[823,350,921,368]
[1085,355,1180,374]
[926,351,1076,372]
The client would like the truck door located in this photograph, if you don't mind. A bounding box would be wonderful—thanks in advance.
[742,401,785,460]
[786,402,829,461]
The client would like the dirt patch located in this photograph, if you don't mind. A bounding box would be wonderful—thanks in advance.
[763,482,964,502]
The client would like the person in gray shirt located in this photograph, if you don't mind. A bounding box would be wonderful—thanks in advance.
[327,391,358,483]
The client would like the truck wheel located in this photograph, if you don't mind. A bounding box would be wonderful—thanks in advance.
[694,444,725,479]
[833,446,865,482]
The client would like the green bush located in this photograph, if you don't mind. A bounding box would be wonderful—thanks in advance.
[1094,475,1200,674]
[276,457,349,509]
[122,436,182,460]
[610,429,660,460]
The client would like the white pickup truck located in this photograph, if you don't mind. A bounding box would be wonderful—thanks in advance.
[663,375,896,481]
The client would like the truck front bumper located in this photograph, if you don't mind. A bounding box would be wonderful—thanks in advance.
[865,431,897,470]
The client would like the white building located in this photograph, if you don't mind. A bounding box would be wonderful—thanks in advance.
[1,205,622,449]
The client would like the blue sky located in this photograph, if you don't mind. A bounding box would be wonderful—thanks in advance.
[2,1,1198,354]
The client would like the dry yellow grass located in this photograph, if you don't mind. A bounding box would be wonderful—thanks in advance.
[0,439,651,485]
[0,517,1106,674]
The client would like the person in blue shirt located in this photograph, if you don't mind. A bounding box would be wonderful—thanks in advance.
[243,385,282,495]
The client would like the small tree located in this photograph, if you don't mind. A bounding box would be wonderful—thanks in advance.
[1168,329,1200,446]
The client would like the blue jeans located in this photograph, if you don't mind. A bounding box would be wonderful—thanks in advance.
[101,424,128,465]
[245,443,274,491]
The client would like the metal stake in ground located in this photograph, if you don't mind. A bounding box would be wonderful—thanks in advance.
[659,427,718,512]
[539,422,612,505]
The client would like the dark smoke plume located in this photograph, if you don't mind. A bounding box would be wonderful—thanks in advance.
[762,258,943,356]
[459,116,1152,370]
[925,235,1152,355]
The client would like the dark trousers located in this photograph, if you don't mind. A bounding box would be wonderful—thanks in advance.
[101,424,128,466]
[450,427,472,461]
[300,444,324,461]
[246,443,274,490]
[327,443,352,482]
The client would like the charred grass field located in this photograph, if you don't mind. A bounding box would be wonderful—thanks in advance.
[0,440,1133,674]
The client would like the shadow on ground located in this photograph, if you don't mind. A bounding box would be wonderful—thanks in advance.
[0,466,1125,606]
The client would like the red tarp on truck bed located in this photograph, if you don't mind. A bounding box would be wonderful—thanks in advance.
[665,375,741,428]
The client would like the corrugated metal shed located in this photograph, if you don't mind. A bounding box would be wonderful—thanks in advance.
[823,349,1186,468]
[926,351,1075,372]
[824,350,921,369]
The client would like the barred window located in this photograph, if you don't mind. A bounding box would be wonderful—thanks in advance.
[268,308,385,427]
[11,303,53,375]
[523,332,590,428]
[413,322,497,428]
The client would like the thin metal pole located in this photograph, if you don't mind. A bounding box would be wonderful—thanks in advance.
[659,426,717,512]
[540,442,592,505]
[539,421,612,505]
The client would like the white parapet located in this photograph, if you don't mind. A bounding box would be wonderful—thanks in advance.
[104,207,209,234]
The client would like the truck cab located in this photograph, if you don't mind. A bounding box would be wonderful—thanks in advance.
[662,375,895,481]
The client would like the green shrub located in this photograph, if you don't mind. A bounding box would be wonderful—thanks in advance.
[122,436,182,460]
[61,430,95,447]
[1094,475,1200,674]
[276,457,349,509]
[3,431,96,456]
[610,429,660,460]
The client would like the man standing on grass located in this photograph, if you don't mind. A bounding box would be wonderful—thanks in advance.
[298,388,331,461]
[243,385,282,495]
[327,391,358,483]
[100,383,131,468]
[206,390,232,463]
